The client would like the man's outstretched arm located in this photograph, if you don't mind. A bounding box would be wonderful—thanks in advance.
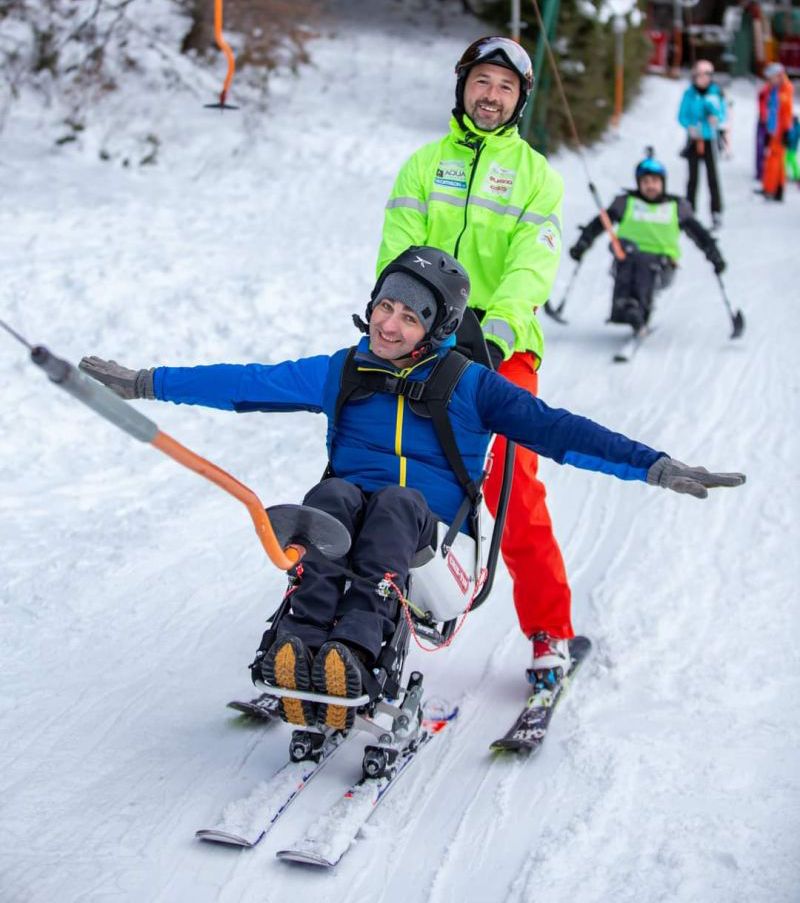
[569,194,627,262]
[475,367,744,497]
[79,355,333,414]
[678,199,726,273]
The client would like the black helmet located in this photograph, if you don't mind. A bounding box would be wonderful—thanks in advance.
[454,36,534,130]
[365,247,470,357]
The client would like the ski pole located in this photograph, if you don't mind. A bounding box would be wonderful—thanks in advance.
[714,274,745,339]
[707,124,724,214]
[0,319,302,570]
[544,260,581,325]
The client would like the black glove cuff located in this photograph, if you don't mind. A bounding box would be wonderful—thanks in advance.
[486,339,505,371]
[134,368,155,399]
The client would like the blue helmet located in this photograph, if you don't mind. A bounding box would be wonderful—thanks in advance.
[635,157,667,188]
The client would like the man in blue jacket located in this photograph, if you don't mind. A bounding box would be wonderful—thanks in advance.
[678,60,727,229]
[79,247,744,731]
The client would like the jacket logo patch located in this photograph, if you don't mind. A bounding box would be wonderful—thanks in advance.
[481,162,516,199]
[447,551,470,594]
[538,225,558,253]
[435,160,467,190]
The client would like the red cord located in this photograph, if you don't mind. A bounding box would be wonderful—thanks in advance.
[384,569,488,653]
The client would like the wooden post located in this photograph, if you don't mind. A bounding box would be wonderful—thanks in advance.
[669,0,683,78]
[510,0,522,41]
[611,16,626,127]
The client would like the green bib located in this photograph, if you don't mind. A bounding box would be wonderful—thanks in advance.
[616,196,681,259]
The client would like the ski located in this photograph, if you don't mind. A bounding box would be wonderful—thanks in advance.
[613,326,654,363]
[490,635,592,754]
[195,729,350,847]
[276,701,458,867]
[227,693,282,720]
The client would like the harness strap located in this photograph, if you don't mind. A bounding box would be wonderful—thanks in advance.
[420,352,481,504]
[330,347,480,506]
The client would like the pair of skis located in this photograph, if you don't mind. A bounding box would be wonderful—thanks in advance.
[197,637,591,867]
[196,699,458,867]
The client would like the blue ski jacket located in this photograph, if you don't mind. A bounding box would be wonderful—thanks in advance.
[678,84,727,139]
[153,337,666,526]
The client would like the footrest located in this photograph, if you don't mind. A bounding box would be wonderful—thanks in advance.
[254,681,370,708]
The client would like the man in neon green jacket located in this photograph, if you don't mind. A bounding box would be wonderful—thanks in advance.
[377,37,574,680]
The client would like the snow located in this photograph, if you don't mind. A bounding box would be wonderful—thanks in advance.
[1,1,799,901]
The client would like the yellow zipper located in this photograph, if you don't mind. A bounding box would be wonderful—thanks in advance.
[396,394,406,485]
[356,356,435,488]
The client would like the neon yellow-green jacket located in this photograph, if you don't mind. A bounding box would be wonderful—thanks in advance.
[377,114,564,365]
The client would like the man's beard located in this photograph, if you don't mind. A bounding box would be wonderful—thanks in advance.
[468,100,506,131]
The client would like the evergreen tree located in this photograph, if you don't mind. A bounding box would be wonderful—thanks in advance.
[474,0,651,152]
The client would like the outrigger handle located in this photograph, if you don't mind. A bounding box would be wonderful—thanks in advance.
[11,336,339,571]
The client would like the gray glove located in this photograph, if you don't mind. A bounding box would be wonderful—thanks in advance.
[79,357,155,400]
[647,456,746,499]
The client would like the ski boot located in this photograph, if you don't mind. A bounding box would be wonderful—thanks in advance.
[527,632,571,690]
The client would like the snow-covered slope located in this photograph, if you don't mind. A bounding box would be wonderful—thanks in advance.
[1,3,798,901]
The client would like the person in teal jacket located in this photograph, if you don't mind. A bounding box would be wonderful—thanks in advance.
[678,60,727,228]
[570,156,725,332]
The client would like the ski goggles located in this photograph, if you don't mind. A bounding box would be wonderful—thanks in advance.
[456,37,534,90]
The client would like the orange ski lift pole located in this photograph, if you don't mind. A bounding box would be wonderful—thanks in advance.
[527,0,626,261]
[0,320,345,571]
[205,0,238,109]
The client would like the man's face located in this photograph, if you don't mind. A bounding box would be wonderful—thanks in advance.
[463,63,521,131]
[369,299,427,364]
[639,174,664,201]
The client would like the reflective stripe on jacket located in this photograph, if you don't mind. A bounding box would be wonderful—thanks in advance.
[377,114,564,364]
[152,337,665,527]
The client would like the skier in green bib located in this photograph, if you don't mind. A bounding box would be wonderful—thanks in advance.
[569,155,725,332]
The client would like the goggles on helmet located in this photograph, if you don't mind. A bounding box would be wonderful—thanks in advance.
[455,37,533,91]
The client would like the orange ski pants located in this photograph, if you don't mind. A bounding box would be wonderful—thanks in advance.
[763,132,787,195]
[482,351,574,640]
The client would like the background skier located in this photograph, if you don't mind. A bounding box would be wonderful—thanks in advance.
[79,247,745,734]
[377,36,576,681]
[678,60,727,229]
[760,63,795,202]
[569,155,726,333]
[756,77,772,181]
[785,114,800,184]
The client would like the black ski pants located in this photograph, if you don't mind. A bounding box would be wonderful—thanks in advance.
[611,247,674,329]
[275,478,437,662]
[686,140,722,215]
